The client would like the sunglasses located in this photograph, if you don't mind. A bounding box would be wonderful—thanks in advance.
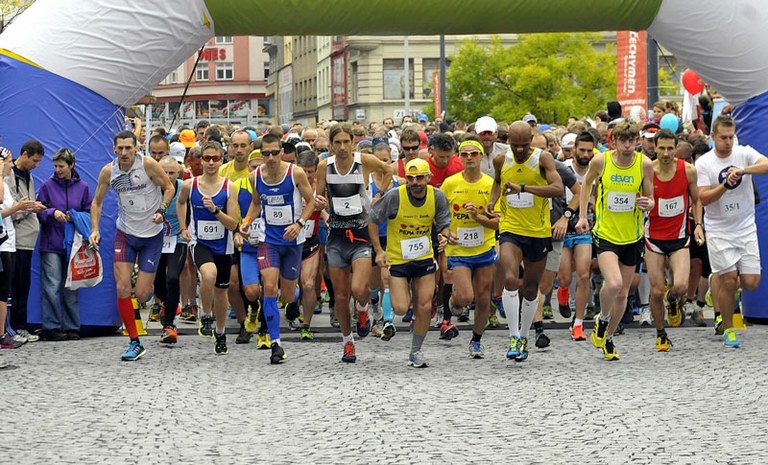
[459,151,482,159]
[402,145,420,152]
[202,155,222,162]
[261,150,281,157]
[406,174,427,181]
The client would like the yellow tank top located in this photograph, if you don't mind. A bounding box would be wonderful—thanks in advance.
[593,150,644,244]
[441,172,496,257]
[499,148,550,238]
[386,185,436,265]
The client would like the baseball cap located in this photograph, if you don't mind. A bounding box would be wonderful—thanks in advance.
[372,136,390,148]
[405,158,431,176]
[179,129,196,148]
[169,142,187,162]
[475,116,498,134]
[523,114,538,124]
[418,114,428,122]
[642,122,661,138]
[561,133,577,148]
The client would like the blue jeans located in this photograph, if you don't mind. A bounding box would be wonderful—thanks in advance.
[40,252,80,332]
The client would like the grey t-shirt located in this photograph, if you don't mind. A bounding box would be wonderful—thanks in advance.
[370,185,451,234]
[550,159,578,224]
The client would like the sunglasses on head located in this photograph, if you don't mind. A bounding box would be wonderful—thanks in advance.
[402,145,420,152]
[202,155,222,162]
[261,150,281,157]
[459,151,482,159]
[406,174,427,181]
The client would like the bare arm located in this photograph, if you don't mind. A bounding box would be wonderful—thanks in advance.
[526,151,563,198]
[144,156,175,212]
[177,179,192,242]
[487,154,505,215]
[88,164,112,247]
[637,156,655,212]
[241,172,262,234]
[219,182,241,231]
[575,153,603,234]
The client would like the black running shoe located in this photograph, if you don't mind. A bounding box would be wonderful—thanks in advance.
[270,342,286,364]
[214,331,228,355]
[199,314,214,338]
[236,325,252,344]
[535,331,550,349]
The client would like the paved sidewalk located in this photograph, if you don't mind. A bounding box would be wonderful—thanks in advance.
[3,310,766,464]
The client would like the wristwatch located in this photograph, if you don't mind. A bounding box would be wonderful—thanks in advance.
[520,184,526,193]
[563,208,574,219]
[297,218,306,228]
[213,206,222,215]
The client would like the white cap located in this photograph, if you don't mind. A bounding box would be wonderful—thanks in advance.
[523,113,538,124]
[475,116,498,134]
[561,133,577,148]
[169,142,186,162]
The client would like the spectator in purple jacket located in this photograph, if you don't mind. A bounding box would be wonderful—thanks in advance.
[37,148,93,341]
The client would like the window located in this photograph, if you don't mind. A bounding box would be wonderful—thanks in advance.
[195,64,208,82]
[216,62,234,81]
[264,61,271,78]
[169,70,178,84]
[350,62,359,102]
[383,59,414,100]
[422,58,439,99]
[215,36,232,44]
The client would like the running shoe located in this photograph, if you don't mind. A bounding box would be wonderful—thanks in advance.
[300,326,314,341]
[244,302,260,333]
[371,302,382,321]
[558,303,571,319]
[638,306,652,326]
[285,301,301,322]
[228,308,237,319]
[449,298,464,317]
[214,331,228,355]
[148,303,162,322]
[655,333,672,352]
[487,313,500,328]
[330,311,340,328]
[270,342,287,364]
[535,331,550,349]
[371,320,383,338]
[585,305,597,321]
[542,304,554,320]
[182,304,198,322]
[571,324,587,341]
[491,296,505,318]
[159,326,178,344]
[121,340,145,361]
[198,314,214,338]
[288,319,302,331]
[714,314,724,336]
[506,336,521,359]
[342,341,356,363]
[439,320,459,340]
[314,300,323,314]
[723,328,740,348]
[256,331,271,350]
[691,305,707,327]
[602,338,619,361]
[17,329,39,343]
[591,318,608,348]
[458,307,470,323]
[402,309,414,323]
[381,321,396,342]
[0,333,23,349]
[409,350,428,368]
[665,289,684,327]
[356,308,371,338]
[468,340,485,359]
[236,325,252,344]
[515,337,529,362]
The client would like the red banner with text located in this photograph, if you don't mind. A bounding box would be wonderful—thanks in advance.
[616,31,647,114]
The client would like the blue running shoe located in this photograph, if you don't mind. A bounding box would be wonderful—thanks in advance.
[723,328,740,348]
[468,340,485,359]
[492,296,505,318]
[514,337,529,362]
[121,340,145,361]
[506,336,521,359]
[402,309,413,323]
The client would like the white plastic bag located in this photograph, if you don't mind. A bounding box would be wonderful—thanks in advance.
[65,231,103,290]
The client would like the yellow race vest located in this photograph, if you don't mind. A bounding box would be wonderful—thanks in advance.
[386,185,436,265]
[593,150,644,245]
[441,172,496,257]
[499,148,551,238]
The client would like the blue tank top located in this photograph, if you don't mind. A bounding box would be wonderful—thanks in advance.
[163,178,183,242]
[370,173,399,236]
[237,175,260,255]
[255,164,305,246]
[189,176,233,255]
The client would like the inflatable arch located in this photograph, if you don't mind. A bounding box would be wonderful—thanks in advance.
[1,0,768,329]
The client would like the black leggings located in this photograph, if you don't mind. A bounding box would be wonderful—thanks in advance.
[154,243,188,327]
[0,251,15,301]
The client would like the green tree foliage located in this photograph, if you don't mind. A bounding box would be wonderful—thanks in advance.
[437,34,616,125]
[1,0,35,33]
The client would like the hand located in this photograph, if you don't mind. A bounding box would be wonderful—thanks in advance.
[485,203,500,219]
[233,232,244,248]
[727,167,744,186]
[575,217,589,235]
[202,195,217,213]
[694,225,705,245]
[636,196,653,212]
[30,201,46,213]
[180,230,192,243]
[446,231,459,246]
[54,210,68,223]
[552,216,568,241]
[283,222,302,241]
[89,230,100,249]
[375,250,390,268]
[464,202,478,220]
[314,195,328,210]
[151,212,164,224]
[437,233,448,253]
[239,221,251,235]
[502,182,521,196]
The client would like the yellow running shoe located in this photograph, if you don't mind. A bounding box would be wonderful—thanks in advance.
[256,331,271,350]
[602,338,619,361]
[655,333,672,352]
[591,318,607,348]
[665,289,684,327]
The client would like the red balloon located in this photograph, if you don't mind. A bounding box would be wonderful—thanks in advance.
[682,69,705,94]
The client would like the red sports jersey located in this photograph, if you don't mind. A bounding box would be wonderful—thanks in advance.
[427,154,464,188]
[648,158,689,240]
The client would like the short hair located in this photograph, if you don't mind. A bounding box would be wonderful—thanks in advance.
[20,139,44,157]
[400,127,421,144]
[712,114,736,134]
[201,141,224,156]
[428,133,455,152]
[460,133,482,144]
[187,146,202,159]
[261,133,281,147]
[52,148,75,165]
[113,130,137,146]
[150,127,168,137]
[329,123,354,142]
[352,127,366,137]
[297,151,318,168]
[654,128,679,145]
[575,131,596,147]
[204,126,222,142]
[196,120,210,130]
[610,120,640,140]
[148,134,168,147]
[230,130,252,143]
[692,142,711,159]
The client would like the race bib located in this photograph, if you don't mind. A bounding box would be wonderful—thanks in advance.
[457,226,484,247]
[607,192,635,213]
[721,200,742,216]
[162,235,177,254]
[123,193,147,213]
[303,219,316,238]
[332,194,363,216]
[658,195,684,218]
[506,192,534,208]
[197,220,225,240]
[265,204,292,225]
[401,236,430,260]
